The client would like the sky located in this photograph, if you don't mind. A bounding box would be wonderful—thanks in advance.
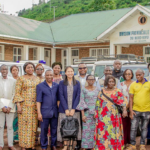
[0,0,45,15]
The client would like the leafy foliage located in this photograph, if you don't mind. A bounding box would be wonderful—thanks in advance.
[18,0,149,22]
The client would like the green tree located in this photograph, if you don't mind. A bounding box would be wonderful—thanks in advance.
[91,0,116,11]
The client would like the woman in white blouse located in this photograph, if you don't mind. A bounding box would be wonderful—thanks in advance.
[120,69,134,148]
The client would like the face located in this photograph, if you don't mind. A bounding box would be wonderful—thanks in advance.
[65,67,74,79]
[11,67,19,77]
[78,64,87,76]
[25,64,34,75]
[86,76,95,86]
[53,65,61,75]
[36,65,44,76]
[1,66,8,78]
[104,67,112,77]
[45,71,53,83]
[107,78,115,89]
[136,71,144,82]
[113,61,122,71]
[124,70,132,81]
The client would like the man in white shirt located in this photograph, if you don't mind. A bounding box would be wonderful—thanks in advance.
[0,65,16,150]
[98,66,121,90]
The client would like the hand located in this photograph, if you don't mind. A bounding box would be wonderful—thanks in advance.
[65,110,70,116]
[17,105,22,114]
[82,116,87,123]
[38,113,43,122]
[122,110,128,118]
[130,111,136,120]
[7,107,11,114]
[2,107,7,113]
[69,109,75,116]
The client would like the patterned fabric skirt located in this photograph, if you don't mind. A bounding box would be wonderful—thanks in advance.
[57,112,81,142]
[13,111,19,141]
[82,111,95,148]
[18,105,37,148]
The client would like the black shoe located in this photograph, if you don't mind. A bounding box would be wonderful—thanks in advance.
[75,140,81,150]
[147,139,150,145]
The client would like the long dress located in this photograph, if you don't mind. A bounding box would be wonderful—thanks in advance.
[13,76,40,148]
[76,87,99,149]
[13,78,19,141]
[94,89,128,150]
[120,81,131,145]
[57,82,81,142]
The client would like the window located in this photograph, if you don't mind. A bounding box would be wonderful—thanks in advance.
[72,49,79,56]
[145,47,150,54]
[33,48,37,60]
[13,47,22,61]
[90,48,110,57]
[0,46,2,60]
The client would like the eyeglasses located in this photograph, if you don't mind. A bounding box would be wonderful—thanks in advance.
[36,68,44,71]
[79,67,87,70]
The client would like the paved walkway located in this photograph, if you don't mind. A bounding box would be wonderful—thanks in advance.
[3,130,150,150]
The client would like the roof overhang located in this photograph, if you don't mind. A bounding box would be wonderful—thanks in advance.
[96,4,150,41]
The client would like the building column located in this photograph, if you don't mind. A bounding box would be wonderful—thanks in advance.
[66,47,72,66]
[37,47,44,60]
[117,45,122,54]
[51,48,56,64]
[110,42,115,55]
[23,45,29,60]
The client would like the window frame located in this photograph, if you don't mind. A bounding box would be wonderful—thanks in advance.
[90,48,110,57]
[13,47,22,62]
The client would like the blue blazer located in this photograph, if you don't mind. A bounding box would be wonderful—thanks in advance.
[36,81,59,118]
[58,80,81,113]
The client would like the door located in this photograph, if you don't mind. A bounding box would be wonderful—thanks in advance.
[143,46,150,63]
[44,50,50,66]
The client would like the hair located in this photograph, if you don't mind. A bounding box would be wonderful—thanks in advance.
[52,62,62,70]
[10,65,19,73]
[0,64,8,71]
[104,75,116,87]
[63,66,77,86]
[123,69,134,80]
[148,63,150,69]
[114,59,122,65]
[45,69,53,74]
[78,63,87,67]
[23,62,35,73]
[35,63,44,70]
[86,74,95,80]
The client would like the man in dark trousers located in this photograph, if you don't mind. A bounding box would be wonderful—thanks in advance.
[36,69,59,150]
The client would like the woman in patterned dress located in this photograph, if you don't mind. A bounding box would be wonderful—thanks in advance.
[52,62,63,84]
[120,69,134,148]
[76,75,99,150]
[11,65,19,142]
[57,66,81,150]
[94,75,128,150]
[13,62,40,150]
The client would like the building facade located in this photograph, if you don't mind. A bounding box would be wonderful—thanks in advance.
[0,4,150,70]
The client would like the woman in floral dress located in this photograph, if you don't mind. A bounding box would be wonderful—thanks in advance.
[76,75,99,149]
[13,62,40,150]
[94,75,128,150]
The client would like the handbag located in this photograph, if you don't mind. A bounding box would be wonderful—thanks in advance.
[101,90,123,114]
[60,116,79,138]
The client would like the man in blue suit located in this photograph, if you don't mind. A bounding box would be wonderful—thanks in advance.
[36,69,59,150]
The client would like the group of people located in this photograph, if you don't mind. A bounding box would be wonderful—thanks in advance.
[0,60,150,150]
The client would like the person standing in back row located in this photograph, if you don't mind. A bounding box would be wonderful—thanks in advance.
[112,60,124,82]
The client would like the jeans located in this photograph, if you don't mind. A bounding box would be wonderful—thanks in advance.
[130,111,150,145]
